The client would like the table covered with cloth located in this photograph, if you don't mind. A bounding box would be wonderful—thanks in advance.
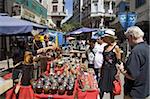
[34,80,78,99]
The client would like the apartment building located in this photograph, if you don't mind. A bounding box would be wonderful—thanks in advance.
[82,0,116,28]
[131,0,149,43]
[41,0,66,28]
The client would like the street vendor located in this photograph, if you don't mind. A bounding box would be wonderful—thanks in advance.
[33,34,43,51]
[13,50,34,86]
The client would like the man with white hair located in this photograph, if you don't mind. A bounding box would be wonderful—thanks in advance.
[117,26,149,99]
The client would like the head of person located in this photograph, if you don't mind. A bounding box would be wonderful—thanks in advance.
[18,41,25,49]
[97,36,104,45]
[44,34,50,42]
[24,51,33,64]
[89,39,96,49]
[34,34,40,41]
[125,26,144,46]
[102,29,117,45]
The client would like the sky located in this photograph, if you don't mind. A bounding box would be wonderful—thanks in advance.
[61,0,73,24]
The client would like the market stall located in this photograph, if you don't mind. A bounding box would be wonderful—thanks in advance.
[2,43,99,99]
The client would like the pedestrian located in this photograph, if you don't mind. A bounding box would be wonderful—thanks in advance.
[93,36,107,81]
[100,29,121,99]
[86,39,96,69]
[117,26,149,99]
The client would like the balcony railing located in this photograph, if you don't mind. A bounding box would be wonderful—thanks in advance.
[49,12,66,17]
[52,0,58,3]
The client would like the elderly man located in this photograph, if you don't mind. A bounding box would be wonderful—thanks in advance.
[118,26,149,99]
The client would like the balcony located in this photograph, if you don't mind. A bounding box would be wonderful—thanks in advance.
[52,0,58,3]
[50,12,66,17]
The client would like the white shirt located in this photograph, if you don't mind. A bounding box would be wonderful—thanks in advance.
[88,51,95,64]
[94,42,107,68]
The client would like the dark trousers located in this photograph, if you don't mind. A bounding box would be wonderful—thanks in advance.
[94,68,99,81]
[88,64,94,69]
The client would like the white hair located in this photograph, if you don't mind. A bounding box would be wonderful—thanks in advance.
[125,26,144,38]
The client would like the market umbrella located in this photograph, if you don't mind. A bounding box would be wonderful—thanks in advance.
[67,27,98,35]
[0,15,48,35]
[66,37,75,40]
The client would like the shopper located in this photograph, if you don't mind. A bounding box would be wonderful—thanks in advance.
[93,37,107,81]
[86,39,96,69]
[117,26,149,99]
[100,29,121,99]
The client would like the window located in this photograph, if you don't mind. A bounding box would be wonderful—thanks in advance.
[94,3,98,12]
[135,0,146,8]
[56,21,61,27]
[53,5,57,12]
[63,6,65,12]
[93,0,98,3]
[63,0,65,4]
[52,0,58,3]
[39,0,42,3]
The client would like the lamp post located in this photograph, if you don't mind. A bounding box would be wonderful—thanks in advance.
[118,11,137,60]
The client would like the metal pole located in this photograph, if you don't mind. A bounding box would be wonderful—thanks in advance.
[6,36,10,68]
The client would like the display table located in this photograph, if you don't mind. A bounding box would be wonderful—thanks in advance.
[34,80,78,99]
[77,88,99,99]
[5,85,34,99]
[77,70,99,99]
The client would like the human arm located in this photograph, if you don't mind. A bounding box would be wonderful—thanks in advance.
[114,45,121,79]
[117,63,134,80]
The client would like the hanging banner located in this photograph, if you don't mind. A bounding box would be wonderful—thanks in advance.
[127,12,137,27]
[118,12,137,30]
[118,12,127,30]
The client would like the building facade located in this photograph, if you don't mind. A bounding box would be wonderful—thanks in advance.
[0,0,15,16]
[130,0,149,44]
[82,0,116,28]
[41,0,66,28]
[12,0,47,25]
[111,0,149,43]
[61,0,83,25]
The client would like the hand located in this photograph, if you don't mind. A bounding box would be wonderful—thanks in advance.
[116,62,124,72]
[115,73,120,80]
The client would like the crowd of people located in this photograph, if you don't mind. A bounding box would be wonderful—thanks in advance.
[85,26,149,99]
[9,26,149,99]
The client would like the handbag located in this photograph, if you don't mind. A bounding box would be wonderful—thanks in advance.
[113,79,121,95]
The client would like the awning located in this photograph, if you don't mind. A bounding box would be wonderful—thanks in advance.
[67,27,98,35]
[0,15,48,35]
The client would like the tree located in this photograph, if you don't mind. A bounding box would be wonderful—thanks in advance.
[61,22,83,32]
